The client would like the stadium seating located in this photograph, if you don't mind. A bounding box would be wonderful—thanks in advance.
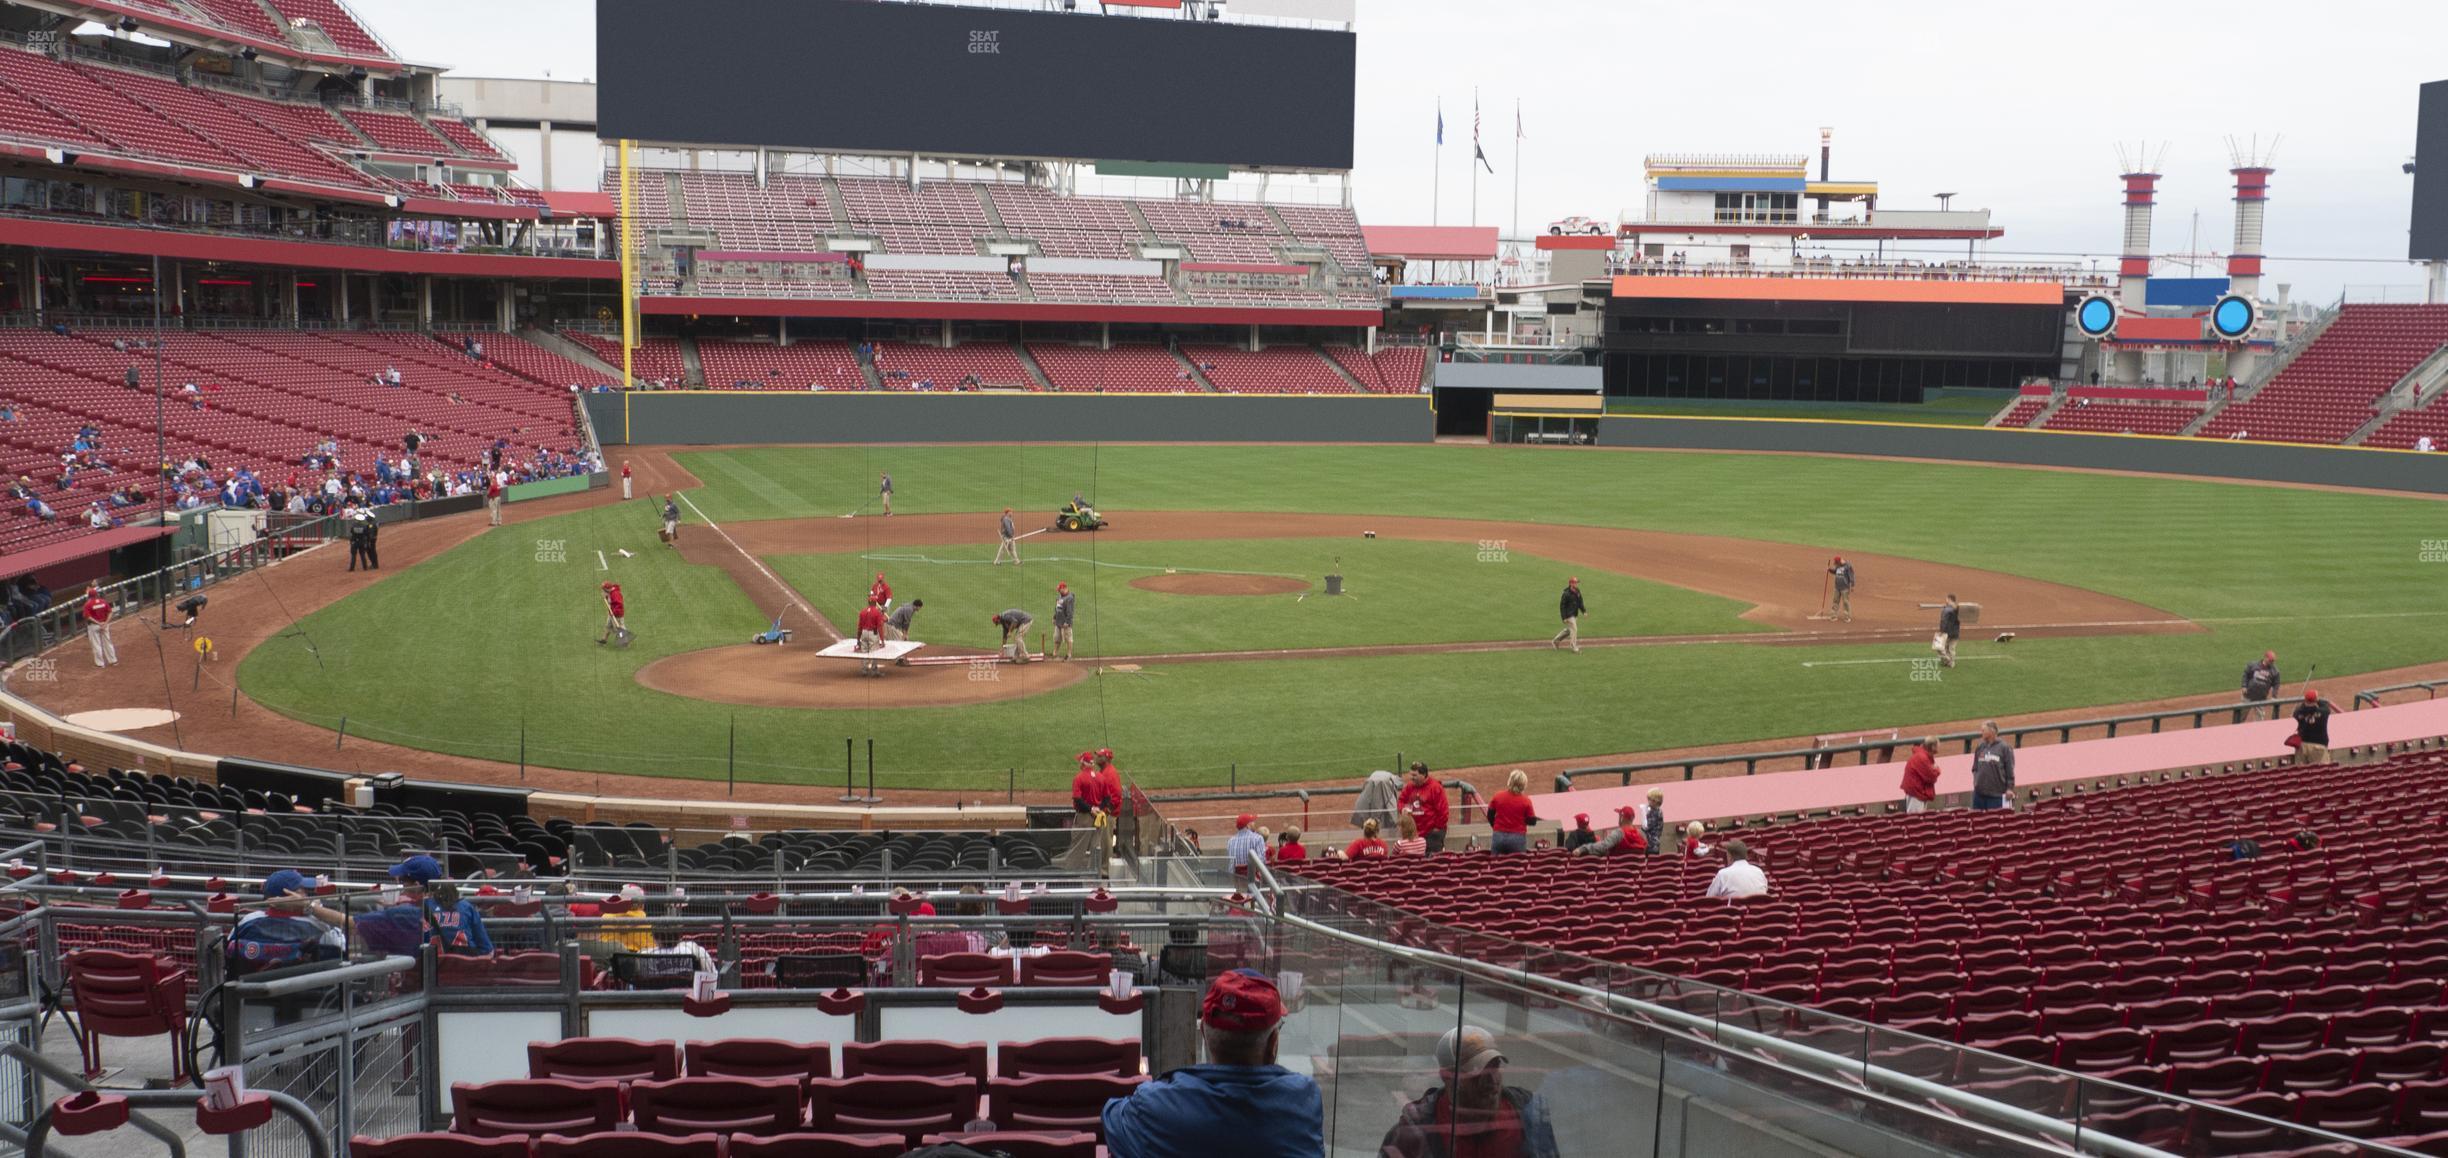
[870,341,1035,391]
[2037,401,2199,435]
[1324,345,1427,394]
[339,106,455,155]
[2199,304,2448,445]
[696,340,867,391]
[1290,750,2448,1133]
[1184,345,1357,394]
[1995,397,2050,428]
[265,0,396,59]
[563,332,688,385]
[1026,344,1200,393]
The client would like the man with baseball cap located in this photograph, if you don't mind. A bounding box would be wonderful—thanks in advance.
[1226,813,1266,876]
[1550,576,1586,653]
[1102,970,1322,1158]
[1379,1024,1561,1158]
[2237,650,2281,722]
[1569,805,1648,856]
[1826,556,1857,622]
[2293,688,2336,766]
[228,868,347,974]
[1562,812,1597,852]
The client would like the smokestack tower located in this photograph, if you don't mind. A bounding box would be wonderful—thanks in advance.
[2116,143,2165,311]
[2227,135,2279,301]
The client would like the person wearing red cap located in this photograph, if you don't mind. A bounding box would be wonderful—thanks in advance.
[1070,752,1103,821]
[854,597,888,676]
[80,585,117,667]
[596,582,626,647]
[869,572,892,611]
[1379,1023,1560,1158]
[1093,748,1122,814]
[1585,806,1650,856]
[1101,970,1322,1158]
[620,460,632,500]
[1052,582,1076,661]
[1486,769,1537,854]
[1397,762,1449,854]
[1900,736,1940,813]
[1562,813,1597,851]
[2292,688,2335,765]
[2238,650,2281,723]
[1226,813,1267,875]
[994,507,1021,565]
[1826,556,1856,622]
[1550,576,1586,653]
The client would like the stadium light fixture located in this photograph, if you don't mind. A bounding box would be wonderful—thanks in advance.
[117,16,138,31]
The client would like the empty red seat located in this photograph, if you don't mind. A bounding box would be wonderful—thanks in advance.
[529,1038,681,1083]
[2165,1057,2263,1101]
[349,1135,528,1158]
[918,1132,1097,1158]
[450,1080,622,1137]
[2238,1013,2330,1056]
[63,949,191,1082]
[840,1040,989,1084]
[2356,1042,2444,1085]
[804,1075,977,1143]
[2260,1049,2358,1094]
[917,953,1011,988]
[996,1037,1141,1080]
[2054,1028,2149,1073]
[2292,1082,2399,1137]
[533,1133,722,1158]
[1018,951,1112,987]
[724,1133,907,1158]
[631,1077,805,1136]
[684,1040,834,1081]
[986,1074,1145,1137]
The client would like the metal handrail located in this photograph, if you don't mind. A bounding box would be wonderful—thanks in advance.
[23,1083,327,1158]
[1554,695,2303,792]
[1248,862,2402,1158]
[0,1043,190,1158]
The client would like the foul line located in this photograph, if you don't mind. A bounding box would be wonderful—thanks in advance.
[675,492,840,642]
[595,550,609,572]
[1800,655,2016,668]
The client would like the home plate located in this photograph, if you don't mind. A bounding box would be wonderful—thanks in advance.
[65,708,181,731]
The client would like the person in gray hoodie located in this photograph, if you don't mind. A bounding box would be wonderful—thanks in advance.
[1970,720,2016,810]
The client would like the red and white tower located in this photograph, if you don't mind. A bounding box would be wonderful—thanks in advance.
[2117,161,2161,311]
[2227,139,2276,301]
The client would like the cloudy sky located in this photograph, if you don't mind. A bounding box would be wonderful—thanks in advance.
[352,0,2447,300]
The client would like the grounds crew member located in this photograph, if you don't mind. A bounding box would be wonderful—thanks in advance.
[994,506,1021,565]
[345,503,377,571]
[661,495,680,546]
[1052,581,1076,661]
[869,571,892,611]
[855,597,888,676]
[2293,688,2336,765]
[81,585,117,668]
[1551,577,1586,652]
[597,582,628,646]
[1935,593,1963,668]
[2238,650,2281,722]
[885,598,922,664]
[1827,556,1857,622]
[484,469,506,526]
[878,471,892,516]
[620,460,632,500]
[992,607,1035,662]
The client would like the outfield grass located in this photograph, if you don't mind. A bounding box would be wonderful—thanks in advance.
[239,445,2448,790]
[769,538,1764,656]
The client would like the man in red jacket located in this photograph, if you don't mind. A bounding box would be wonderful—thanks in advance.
[1397,762,1450,854]
[854,597,887,676]
[596,582,627,647]
[81,585,118,668]
[1069,752,1104,822]
[869,572,892,611]
[1093,748,1124,814]
[1900,736,1941,812]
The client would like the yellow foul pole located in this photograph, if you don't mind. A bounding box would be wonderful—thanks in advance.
[618,138,637,391]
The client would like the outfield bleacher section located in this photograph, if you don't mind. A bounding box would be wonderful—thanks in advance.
[2039,401,2200,436]
[2200,305,2448,445]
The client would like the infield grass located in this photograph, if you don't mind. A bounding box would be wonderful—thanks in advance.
[238,445,2448,789]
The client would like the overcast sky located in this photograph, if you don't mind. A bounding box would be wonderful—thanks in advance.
[353,0,2447,300]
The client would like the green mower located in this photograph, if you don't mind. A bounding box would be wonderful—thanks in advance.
[1054,501,1108,532]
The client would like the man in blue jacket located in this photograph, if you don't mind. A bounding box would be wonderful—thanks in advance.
[1103,969,1322,1158]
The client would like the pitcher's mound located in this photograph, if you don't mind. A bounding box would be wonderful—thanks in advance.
[637,644,1090,708]
[1130,572,1308,596]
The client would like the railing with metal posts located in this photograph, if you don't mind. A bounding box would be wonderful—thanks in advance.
[1553,695,2308,793]
[1248,861,2406,1158]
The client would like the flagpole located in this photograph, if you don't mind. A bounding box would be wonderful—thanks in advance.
[1469,88,1479,232]
[1511,98,1522,248]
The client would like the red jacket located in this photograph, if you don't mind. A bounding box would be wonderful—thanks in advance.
[855,606,886,635]
[1901,745,1941,801]
[1486,791,1536,835]
[1070,767,1102,813]
[81,596,111,625]
[1272,841,1308,863]
[1094,765,1122,812]
[870,579,891,605]
[1397,778,1449,835]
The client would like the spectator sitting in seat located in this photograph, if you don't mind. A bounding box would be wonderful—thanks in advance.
[578,883,659,962]
[229,868,348,974]
[1705,839,1769,899]
[383,854,492,955]
[1271,827,1307,864]
[1102,970,1323,1158]
[1561,812,1597,851]
[1680,821,1712,860]
[1378,1024,1561,1158]
[1570,805,1647,856]
[1392,812,1428,856]
[2228,828,2262,861]
[1341,818,1390,860]
[24,495,54,521]
[2287,819,2320,852]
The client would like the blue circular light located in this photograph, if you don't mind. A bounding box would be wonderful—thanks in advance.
[2077,297,2116,336]
[2213,296,2254,337]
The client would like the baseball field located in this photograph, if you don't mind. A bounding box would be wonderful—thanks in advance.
[227,443,2448,790]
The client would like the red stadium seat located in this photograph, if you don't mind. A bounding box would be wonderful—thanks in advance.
[985,1074,1145,1137]
[917,953,1011,988]
[803,1075,977,1143]
[450,1080,623,1137]
[1018,951,1112,987]
[63,949,191,1082]
[840,1040,989,1084]
[533,1133,722,1158]
[996,1037,1142,1080]
[630,1078,805,1137]
[349,1135,528,1158]
[528,1038,681,1083]
[917,1134,1097,1158]
[2259,1049,2358,1094]
[724,1134,908,1158]
[685,1039,834,1081]
[2292,1083,2400,1137]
